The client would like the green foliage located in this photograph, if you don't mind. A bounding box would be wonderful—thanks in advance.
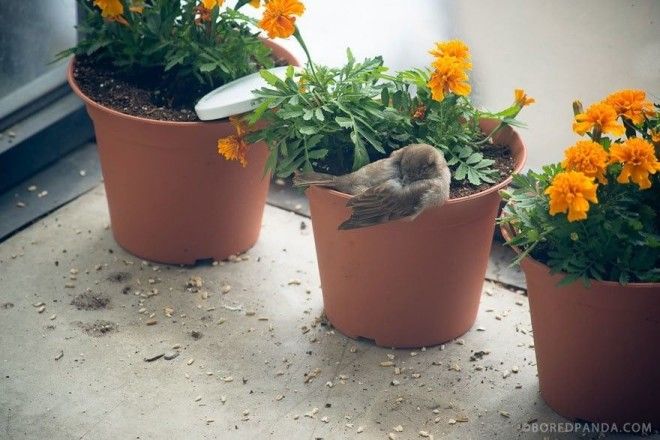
[247,51,520,184]
[57,0,273,106]
[246,51,395,177]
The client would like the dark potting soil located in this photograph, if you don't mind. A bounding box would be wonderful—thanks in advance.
[73,54,288,122]
[449,144,515,199]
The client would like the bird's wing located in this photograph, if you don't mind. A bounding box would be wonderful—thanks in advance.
[339,180,431,230]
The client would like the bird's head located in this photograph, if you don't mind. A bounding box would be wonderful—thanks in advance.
[393,143,447,183]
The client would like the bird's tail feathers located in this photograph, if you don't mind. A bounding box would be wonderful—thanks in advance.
[292,171,336,188]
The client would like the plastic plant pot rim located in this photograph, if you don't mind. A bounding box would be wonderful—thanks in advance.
[499,222,660,289]
[317,135,527,205]
[66,40,299,128]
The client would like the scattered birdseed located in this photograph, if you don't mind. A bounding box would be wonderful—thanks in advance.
[419,431,431,438]
[37,191,48,198]
[499,410,510,418]
[222,376,234,382]
[32,302,45,307]
[304,407,319,418]
[448,419,456,425]
[502,370,511,379]
[49,314,57,320]
[164,351,179,360]
[388,433,397,440]
[380,361,395,367]
[16,202,26,208]
[195,396,202,402]
[27,185,37,192]
[321,416,329,423]
[512,366,519,373]
[394,425,403,432]
[288,279,301,285]
[144,353,164,362]
[55,351,64,361]
[303,368,321,384]
[37,306,46,314]
[146,319,158,326]
[220,396,226,404]
[391,380,401,386]
[245,311,256,316]
[221,284,231,294]
[476,327,486,331]
[275,395,285,401]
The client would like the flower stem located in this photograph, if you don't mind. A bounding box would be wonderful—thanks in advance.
[293,28,320,84]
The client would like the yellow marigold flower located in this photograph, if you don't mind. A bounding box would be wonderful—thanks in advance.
[609,138,660,189]
[604,89,654,125]
[545,171,598,222]
[572,102,625,137]
[429,40,472,69]
[428,56,471,102]
[202,0,224,9]
[94,0,123,18]
[259,0,305,39]
[561,140,609,184]
[514,89,535,107]
[217,117,249,167]
[250,0,261,7]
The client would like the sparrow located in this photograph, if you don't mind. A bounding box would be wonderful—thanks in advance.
[293,143,451,230]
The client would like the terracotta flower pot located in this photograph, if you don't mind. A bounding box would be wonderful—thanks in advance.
[68,41,298,264]
[307,120,526,348]
[501,226,660,425]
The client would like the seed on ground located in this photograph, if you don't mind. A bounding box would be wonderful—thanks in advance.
[146,319,158,326]
[187,358,195,365]
[394,425,403,432]
[356,426,364,433]
[54,351,64,361]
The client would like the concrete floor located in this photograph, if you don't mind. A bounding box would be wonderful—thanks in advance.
[0,186,644,439]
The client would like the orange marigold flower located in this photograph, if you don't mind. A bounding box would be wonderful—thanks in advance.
[202,0,224,9]
[514,89,535,107]
[259,0,305,39]
[429,40,472,69]
[572,102,625,137]
[249,0,261,7]
[651,129,660,144]
[561,140,609,184]
[608,138,660,189]
[427,56,471,102]
[604,89,654,125]
[544,171,598,222]
[217,117,249,167]
[94,0,123,18]
[129,0,144,13]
